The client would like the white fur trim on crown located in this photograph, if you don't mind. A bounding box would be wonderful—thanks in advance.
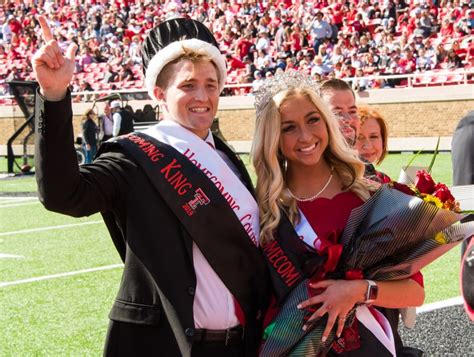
[145,38,227,102]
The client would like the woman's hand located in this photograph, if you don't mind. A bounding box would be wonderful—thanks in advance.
[32,15,77,101]
[297,279,366,342]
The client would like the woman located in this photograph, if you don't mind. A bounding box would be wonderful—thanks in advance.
[81,109,98,164]
[252,71,424,356]
[446,49,463,69]
[355,106,388,165]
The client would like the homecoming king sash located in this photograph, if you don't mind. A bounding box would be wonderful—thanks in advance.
[107,124,267,323]
[144,120,260,246]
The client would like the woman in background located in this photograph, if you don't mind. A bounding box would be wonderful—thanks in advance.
[355,106,388,165]
[81,109,98,164]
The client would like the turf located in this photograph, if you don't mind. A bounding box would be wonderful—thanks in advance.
[0,176,37,193]
[376,152,453,187]
[1,269,121,356]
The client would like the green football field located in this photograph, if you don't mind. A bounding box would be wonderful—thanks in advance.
[0,153,463,355]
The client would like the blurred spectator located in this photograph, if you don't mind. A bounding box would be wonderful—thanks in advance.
[446,49,464,68]
[398,48,417,73]
[1,0,469,95]
[436,43,449,64]
[309,10,332,54]
[252,70,265,92]
[416,48,432,70]
[440,18,454,37]
[311,56,333,76]
[352,68,370,92]
[226,53,245,72]
[118,59,136,82]
[111,100,134,137]
[77,47,93,73]
[99,102,114,143]
[81,109,98,164]
[255,29,271,52]
[103,64,118,84]
[236,33,254,60]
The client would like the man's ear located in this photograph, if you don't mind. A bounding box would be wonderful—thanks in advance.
[153,87,165,102]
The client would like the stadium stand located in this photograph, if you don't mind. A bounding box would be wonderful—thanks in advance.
[0,0,471,97]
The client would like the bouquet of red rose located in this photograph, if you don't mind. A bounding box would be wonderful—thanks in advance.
[393,169,460,213]
[260,182,474,356]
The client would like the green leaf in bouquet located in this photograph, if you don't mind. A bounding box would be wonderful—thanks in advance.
[427,136,440,174]
[405,148,424,169]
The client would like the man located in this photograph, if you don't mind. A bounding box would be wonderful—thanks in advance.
[452,110,474,255]
[452,110,474,321]
[98,101,114,143]
[309,10,332,55]
[319,78,360,148]
[33,16,270,356]
[110,100,134,137]
[320,78,385,181]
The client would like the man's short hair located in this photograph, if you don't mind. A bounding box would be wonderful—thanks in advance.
[319,78,355,98]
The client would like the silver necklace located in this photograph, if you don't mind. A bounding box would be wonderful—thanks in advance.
[287,172,333,202]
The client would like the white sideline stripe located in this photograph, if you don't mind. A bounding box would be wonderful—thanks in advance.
[0,221,103,236]
[417,296,463,313]
[0,197,37,201]
[0,264,124,288]
[0,201,40,208]
[0,253,24,259]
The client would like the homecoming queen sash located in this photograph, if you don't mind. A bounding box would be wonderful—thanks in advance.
[143,120,259,246]
[261,210,396,356]
[297,209,395,356]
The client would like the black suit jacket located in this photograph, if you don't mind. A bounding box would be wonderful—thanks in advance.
[451,110,474,255]
[452,110,474,186]
[34,92,270,356]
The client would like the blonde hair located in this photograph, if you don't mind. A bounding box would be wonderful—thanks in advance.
[358,106,389,165]
[156,50,218,90]
[252,87,372,244]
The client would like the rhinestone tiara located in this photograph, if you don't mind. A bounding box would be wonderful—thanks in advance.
[253,69,321,118]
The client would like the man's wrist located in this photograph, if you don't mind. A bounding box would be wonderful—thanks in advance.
[39,88,68,102]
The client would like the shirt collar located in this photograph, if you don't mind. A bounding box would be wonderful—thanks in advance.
[204,130,216,149]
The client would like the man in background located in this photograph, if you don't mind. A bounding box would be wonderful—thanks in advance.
[320,78,360,147]
[99,101,113,143]
[451,110,474,320]
[110,100,134,137]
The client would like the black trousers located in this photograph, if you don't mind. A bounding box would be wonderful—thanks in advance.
[191,341,245,357]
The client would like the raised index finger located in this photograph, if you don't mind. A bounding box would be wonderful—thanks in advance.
[37,15,54,42]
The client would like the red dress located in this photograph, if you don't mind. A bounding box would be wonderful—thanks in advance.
[298,191,423,286]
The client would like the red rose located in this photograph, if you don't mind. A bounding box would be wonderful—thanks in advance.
[432,183,455,203]
[415,170,436,194]
[376,171,392,184]
[391,182,416,196]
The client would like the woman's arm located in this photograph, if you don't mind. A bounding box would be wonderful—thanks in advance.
[297,277,424,342]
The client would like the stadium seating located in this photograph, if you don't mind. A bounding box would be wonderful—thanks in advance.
[0,0,471,94]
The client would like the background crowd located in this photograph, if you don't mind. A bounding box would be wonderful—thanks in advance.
[0,0,472,99]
